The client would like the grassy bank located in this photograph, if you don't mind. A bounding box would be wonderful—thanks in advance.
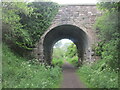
[2,44,62,88]
[77,60,118,88]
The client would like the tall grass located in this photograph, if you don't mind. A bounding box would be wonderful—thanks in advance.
[77,59,118,88]
[2,44,62,88]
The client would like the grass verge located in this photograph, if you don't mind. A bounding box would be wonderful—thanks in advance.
[2,43,62,88]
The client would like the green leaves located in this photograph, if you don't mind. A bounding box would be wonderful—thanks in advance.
[65,43,77,58]
[95,2,119,71]
[20,2,59,47]
[2,2,33,50]
[2,2,59,56]
[97,2,119,12]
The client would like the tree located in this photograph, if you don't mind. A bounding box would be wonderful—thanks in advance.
[20,2,59,47]
[95,2,120,71]
[2,1,59,57]
[2,2,33,49]
[65,43,77,58]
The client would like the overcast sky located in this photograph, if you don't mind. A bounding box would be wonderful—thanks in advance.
[53,39,73,48]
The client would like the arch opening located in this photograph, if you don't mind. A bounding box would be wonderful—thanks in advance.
[52,39,78,66]
[43,24,88,65]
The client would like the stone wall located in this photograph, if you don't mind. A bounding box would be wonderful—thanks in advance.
[33,5,102,64]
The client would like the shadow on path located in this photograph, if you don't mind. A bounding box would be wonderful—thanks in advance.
[61,61,87,88]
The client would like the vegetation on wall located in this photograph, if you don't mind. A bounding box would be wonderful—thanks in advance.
[2,2,33,50]
[20,2,59,47]
[94,2,119,71]
[2,1,59,57]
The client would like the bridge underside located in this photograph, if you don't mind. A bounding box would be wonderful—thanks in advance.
[43,24,88,64]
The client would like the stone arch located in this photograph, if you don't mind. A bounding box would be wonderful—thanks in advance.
[43,24,89,64]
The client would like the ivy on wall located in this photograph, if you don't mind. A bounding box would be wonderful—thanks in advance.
[2,1,59,56]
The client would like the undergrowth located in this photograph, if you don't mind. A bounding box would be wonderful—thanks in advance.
[77,59,118,88]
[51,58,64,67]
[66,56,78,67]
[2,43,62,88]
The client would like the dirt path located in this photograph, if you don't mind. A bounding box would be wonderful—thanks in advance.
[61,61,87,88]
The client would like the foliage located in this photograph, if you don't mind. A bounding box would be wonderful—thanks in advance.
[94,2,120,71]
[53,47,65,60]
[97,2,120,11]
[77,59,118,88]
[92,41,104,56]
[2,2,33,50]
[77,2,119,88]
[52,58,64,67]
[66,56,78,67]
[65,43,77,58]
[52,48,65,67]
[20,2,59,47]
[2,43,62,88]
[53,40,72,60]
[65,43,79,66]
[2,2,59,56]
[52,40,70,67]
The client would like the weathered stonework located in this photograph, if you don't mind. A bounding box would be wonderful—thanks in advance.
[33,5,101,64]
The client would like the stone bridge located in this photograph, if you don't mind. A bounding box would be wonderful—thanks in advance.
[33,5,102,64]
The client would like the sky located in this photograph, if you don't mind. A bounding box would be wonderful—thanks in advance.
[60,39,73,45]
[53,39,73,48]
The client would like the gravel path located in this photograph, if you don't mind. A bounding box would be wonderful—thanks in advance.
[61,61,87,89]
